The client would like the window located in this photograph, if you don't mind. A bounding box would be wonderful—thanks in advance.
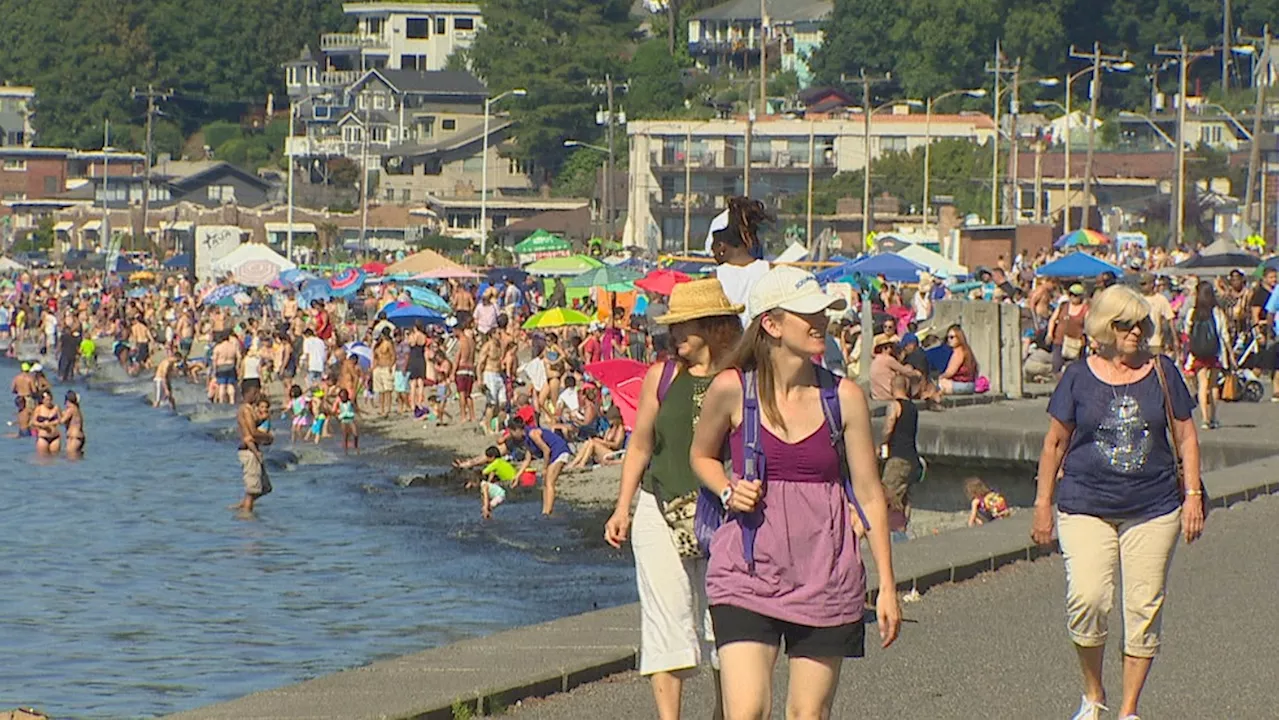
[787,138,811,162]
[287,67,299,85]
[435,17,447,35]
[385,187,396,201]
[418,117,435,138]
[358,93,368,109]
[371,126,388,142]
[462,157,484,173]
[313,105,330,119]
[373,94,386,110]
[454,17,474,30]
[424,158,442,175]
[492,214,508,228]
[207,184,236,203]
[401,189,411,203]
[343,126,363,143]
[400,54,427,70]
[881,135,908,153]
[442,119,456,131]
[508,158,532,175]
[406,18,429,39]
[367,17,384,35]
[750,138,771,163]
[1200,125,1223,145]
[2,159,26,171]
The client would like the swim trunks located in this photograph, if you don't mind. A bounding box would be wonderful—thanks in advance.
[237,449,272,497]
[456,368,476,395]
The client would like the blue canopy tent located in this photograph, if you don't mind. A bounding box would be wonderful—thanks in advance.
[402,286,451,313]
[385,302,446,328]
[485,267,529,285]
[112,257,143,273]
[1035,252,1124,278]
[162,253,191,270]
[817,253,929,285]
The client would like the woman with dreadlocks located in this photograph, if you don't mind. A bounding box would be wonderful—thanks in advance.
[709,196,772,327]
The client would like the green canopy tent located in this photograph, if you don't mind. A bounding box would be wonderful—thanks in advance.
[525,254,604,276]
[513,229,571,255]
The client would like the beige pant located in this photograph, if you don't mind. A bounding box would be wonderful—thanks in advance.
[1058,508,1181,658]
[632,488,716,675]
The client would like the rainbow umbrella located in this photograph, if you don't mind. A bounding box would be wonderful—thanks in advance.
[328,268,366,297]
[1054,229,1111,249]
[522,307,593,329]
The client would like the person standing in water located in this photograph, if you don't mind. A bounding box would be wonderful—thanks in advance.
[31,390,62,455]
[61,390,85,458]
[235,389,274,512]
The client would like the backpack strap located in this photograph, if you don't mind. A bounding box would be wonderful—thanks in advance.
[656,358,677,403]
[816,365,871,533]
[739,369,765,572]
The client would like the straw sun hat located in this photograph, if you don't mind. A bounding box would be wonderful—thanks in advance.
[654,278,744,325]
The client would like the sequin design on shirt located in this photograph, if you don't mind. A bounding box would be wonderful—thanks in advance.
[1094,394,1151,473]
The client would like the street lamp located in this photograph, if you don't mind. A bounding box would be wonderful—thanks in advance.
[863,99,922,244]
[480,88,527,257]
[1118,111,1177,147]
[922,88,986,230]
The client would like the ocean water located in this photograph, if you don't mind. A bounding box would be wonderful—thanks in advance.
[0,363,635,719]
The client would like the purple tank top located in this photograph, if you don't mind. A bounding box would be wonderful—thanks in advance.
[705,421,865,627]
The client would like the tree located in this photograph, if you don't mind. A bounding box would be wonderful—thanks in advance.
[626,40,685,118]
[553,148,606,198]
[465,0,635,177]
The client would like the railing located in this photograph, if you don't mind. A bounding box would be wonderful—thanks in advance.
[319,70,361,87]
[688,37,781,55]
[648,191,721,211]
[320,33,388,50]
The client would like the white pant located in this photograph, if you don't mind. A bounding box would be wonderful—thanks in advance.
[632,488,716,675]
[483,371,507,407]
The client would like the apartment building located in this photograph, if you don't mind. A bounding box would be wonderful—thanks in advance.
[626,112,996,250]
[315,1,482,79]
[687,0,831,88]
[0,84,36,147]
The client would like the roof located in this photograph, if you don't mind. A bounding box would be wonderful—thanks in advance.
[494,208,593,240]
[423,196,589,211]
[798,86,855,107]
[381,119,512,159]
[352,68,487,96]
[1016,150,1250,181]
[153,159,222,180]
[693,0,831,23]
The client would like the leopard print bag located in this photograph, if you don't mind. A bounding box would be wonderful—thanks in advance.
[654,489,703,559]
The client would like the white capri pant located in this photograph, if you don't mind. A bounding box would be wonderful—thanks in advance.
[632,488,716,675]
[1058,507,1182,658]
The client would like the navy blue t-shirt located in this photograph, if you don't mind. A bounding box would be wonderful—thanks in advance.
[1047,355,1194,520]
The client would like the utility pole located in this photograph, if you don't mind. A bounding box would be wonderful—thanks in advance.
[846,69,893,247]
[758,0,768,114]
[1069,42,1127,232]
[286,100,296,262]
[1033,140,1044,223]
[132,84,171,253]
[605,73,616,240]
[359,100,370,256]
[1241,26,1270,230]
[1155,38,1215,248]
[806,120,815,257]
[744,105,753,197]
[1005,59,1022,224]
[985,41,1017,224]
[683,126,692,254]
[102,119,111,261]
[1222,0,1231,91]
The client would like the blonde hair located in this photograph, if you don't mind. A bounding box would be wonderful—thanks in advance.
[1084,284,1151,348]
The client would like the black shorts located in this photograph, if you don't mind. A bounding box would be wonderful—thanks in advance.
[709,604,865,659]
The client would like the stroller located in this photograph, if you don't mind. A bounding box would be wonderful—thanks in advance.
[1217,331,1268,403]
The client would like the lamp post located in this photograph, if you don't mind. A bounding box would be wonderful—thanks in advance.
[564,139,613,240]
[480,88,527,258]
[1051,63,1131,234]
[922,88,986,231]
[862,98,922,246]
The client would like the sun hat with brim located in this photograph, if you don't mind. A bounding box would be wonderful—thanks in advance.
[654,278,744,325]
[1068,283,1086,296]
[746,265,848,320]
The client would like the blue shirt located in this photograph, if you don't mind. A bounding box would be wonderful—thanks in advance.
[1047,355,1194,520]
[525,427,570,462]
[1265,286,1278,334]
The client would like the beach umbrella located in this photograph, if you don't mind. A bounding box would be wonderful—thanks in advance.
[1036,252,1125,278]
[416,266,480,280]
[818,253,928,284]
[634,268,692,296]
[162,253,191,270]
[361,261,388,275]
[233,292,253,306]
[403,285,451,313]
[126,286,150,298]
[385,301,446,328]
[522,307,593,329]
[328,267,366,297]
[200,284,242,306]
[343,341,374,369]
[233,258,282,287]
[565,264,642,289]
[513,229,572,255]
[129,270,156,284]
[485,267,529,284]
[662,260,715,275]
[585,358,648,430]
[1162,238,1262,277]
[300,278,332,304]
[526,254,604,277]
[1054,229,1111,249]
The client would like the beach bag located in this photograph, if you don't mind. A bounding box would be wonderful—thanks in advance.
[1220,372,1241,402]
[704,365,872,573]
[1061,334,1083,360]
[974,376,990,394]
[1154,358,1209,519]
[1189,316,1220,360]
[651,359,708,558]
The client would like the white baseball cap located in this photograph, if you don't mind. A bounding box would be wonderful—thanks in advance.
[746,266,847,320]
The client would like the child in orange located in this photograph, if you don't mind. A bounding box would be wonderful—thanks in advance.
[965,477,1012,526]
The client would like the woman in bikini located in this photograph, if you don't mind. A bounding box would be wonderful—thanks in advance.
[62,390,85,458]
[32,390,62,456]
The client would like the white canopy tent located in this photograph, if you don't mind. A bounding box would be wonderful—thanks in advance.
[0,256,26,271]
[896,243,969,278]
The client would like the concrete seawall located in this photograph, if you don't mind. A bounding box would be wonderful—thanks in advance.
[165,399,1279,720]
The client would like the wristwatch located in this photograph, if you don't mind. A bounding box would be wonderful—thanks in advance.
[720,485,733,508]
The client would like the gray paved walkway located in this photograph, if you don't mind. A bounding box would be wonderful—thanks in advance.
[503,496,1280,720]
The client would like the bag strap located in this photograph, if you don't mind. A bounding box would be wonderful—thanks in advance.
[816,365,871,533]
[1152,356,1185,487]
[739,369,764,572]
[656,358,677,403]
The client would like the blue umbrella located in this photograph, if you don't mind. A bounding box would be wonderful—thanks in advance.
[162,253,191,270]
[485,267,529,284]
[277,268,311,286]
[385,302,446,328]
[1035,252,1124,278]
[343,341,374,370]
[300,278,332,304]
[404,285,452,313]
[200,284,242,306]
[126,287,150,298]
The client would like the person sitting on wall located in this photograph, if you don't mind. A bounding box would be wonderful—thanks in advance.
[938,324,978,395]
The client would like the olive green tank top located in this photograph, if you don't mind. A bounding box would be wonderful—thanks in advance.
[642,369,715,498]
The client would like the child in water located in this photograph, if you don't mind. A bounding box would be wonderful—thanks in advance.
[965,477,1012,526]
[337,388,358,454]
[478,446,514,519]
[288,385,308,445]
[307,388,327,444]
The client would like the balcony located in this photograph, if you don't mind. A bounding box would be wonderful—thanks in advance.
[320,70,361,87]
[649,150,835,172]
[688,36,781,57]
[648,191,726,213]
[320,33,389,51]
[649,151,722,169]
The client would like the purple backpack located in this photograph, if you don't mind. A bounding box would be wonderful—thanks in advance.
[658,360,871,571]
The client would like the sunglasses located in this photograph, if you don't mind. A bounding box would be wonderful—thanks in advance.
[1112,319,1146,333]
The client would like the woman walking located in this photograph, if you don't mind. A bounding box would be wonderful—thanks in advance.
[690,267,901,720]
[1182,282,1231,429]
[604,279,744,720]
[1032,284,1205,720]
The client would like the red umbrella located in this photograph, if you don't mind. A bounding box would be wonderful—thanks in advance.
[361,261,388,275]
[634,268,691,296]
[585,358,649,430]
